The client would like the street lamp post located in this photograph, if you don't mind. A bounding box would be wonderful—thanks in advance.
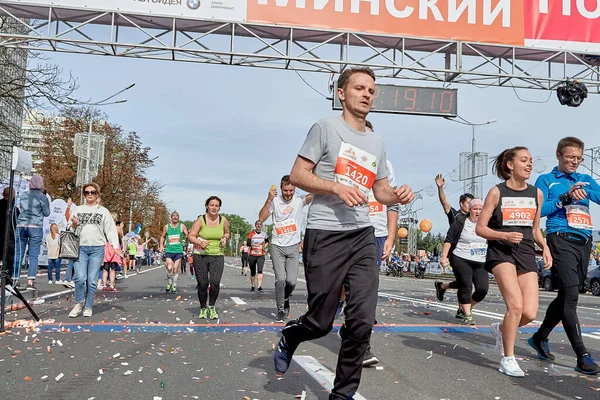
[69,83,135,204]
[445,116,497,197]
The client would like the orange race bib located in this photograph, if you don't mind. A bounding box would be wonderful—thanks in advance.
[275,219,297,236]
[501,197,536,226]
[566,205,594,230]
[334,142,377,196]
[168,234,181,245]
[367,190,384,216]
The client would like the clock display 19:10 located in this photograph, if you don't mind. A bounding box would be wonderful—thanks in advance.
[333,83,458,117]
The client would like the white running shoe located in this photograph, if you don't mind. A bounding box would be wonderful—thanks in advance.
[499,356,525,377]
[489,322,505,356]
[82,308,93,317]
[69,303,83,318]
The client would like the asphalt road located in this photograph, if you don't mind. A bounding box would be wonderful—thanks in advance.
[1,257,600,400]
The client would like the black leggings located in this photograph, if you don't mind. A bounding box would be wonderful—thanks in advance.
[241,253,249,268]
[193,254,225,308]
[450,255,489,305]
[537,285,587,357]
[248,255,265,277]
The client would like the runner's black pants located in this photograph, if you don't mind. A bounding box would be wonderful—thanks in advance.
[282,226,378,399]
[193,254,225,308]
[536,233,592,358]
[449,255,488,305]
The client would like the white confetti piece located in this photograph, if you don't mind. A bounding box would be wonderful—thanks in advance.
[99,369,103,375]
[41,375,48,380]
[97,376,102,381]
[138,367,143,372]
[153,397,163,400]
[113,353,120,358]
[55,373,64,382]
[121,362,129,366]
[157,368,163,374]
[427,351,433,360]
[375,366,384,370]
[57,340,63,347]
[124,370,133,376]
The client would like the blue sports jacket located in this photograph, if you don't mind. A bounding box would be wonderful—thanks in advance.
[535,167,600,238]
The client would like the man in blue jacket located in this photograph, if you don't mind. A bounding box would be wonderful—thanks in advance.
[13,175,50,289]
[528,137,600,375]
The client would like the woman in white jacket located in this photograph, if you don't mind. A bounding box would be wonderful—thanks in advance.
[68,183,122,318]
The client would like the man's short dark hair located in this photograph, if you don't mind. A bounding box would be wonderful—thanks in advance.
[459,193,474,203]
[337,67,376,90]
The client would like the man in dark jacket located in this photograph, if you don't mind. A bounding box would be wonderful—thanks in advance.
[0,187,17,279]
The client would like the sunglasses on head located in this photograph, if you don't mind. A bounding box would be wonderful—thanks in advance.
[83,190,97,195]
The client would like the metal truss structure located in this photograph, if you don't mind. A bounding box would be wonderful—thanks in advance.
[1,2,600,93]
[581,146,600,181]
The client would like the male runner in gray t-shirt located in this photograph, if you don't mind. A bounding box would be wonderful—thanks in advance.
[273,67,415,400]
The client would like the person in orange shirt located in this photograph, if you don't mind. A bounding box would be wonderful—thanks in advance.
[247,220,269,292]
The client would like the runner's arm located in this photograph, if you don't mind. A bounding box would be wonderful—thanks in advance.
[289,155,339,195]
[475,186,508,241]
[159,224,167,251]
[258,197,272,223]
[535,175,558,217]
[534,188,552,269]
[180,224,188,237]
[372,179,414,206]
[187,217,206,247]
[305,194,313,205]
[440,242,452,266]
[383,207,399,259]
[437,186,452,215]
[219,218,230,247]
[290,155,369,206]
[586,177,600,205]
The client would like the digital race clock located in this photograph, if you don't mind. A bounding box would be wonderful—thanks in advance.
[333,83,458,118]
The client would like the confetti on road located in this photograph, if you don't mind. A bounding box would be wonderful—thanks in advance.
[55,373,64,382]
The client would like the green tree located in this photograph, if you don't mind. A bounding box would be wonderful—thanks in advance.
[222,213,253,255]
[417,231,445,253]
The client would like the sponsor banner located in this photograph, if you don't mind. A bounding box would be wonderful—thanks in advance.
[248,0,524,45]
[7,0,600,54]
[6,0,246,22]
[525,0,600,53]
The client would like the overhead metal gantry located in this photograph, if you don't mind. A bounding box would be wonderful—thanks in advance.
[1,1,600,93]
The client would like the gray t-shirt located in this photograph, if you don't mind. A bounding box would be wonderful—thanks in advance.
[298,116,389,231]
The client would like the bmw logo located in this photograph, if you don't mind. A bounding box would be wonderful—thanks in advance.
[187,0,201,10]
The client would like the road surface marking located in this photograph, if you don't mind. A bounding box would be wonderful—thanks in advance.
[294,356,367,400]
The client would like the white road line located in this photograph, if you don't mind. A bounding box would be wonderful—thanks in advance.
[294,356,367,400]
[230,297,246,305]
[378,291,600,340]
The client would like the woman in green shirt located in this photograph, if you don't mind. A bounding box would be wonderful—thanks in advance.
[188,196,230,320]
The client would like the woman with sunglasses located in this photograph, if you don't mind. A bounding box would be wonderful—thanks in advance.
[68,183,122,318]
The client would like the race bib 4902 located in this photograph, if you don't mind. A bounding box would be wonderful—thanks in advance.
[501,197,536,226]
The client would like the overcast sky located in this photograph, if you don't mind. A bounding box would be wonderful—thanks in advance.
[42,51,600,237]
